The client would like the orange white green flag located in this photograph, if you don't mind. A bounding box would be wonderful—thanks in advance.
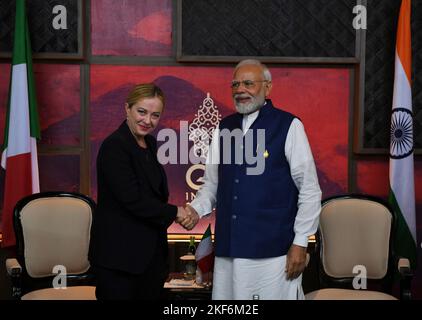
[389,0,417,268]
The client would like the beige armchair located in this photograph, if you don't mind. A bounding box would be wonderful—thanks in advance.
[5,192,96,300]
[305,194,412,300]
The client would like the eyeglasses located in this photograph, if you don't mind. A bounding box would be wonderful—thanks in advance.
[231,80,269,90]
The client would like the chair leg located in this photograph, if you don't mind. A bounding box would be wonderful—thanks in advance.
[398,259,413,300]
[400,272,412,300]
[10,274,22,299]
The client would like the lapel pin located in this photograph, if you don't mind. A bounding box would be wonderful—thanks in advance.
[263,150,269,158]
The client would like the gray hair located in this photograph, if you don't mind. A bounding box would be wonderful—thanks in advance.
[234,59,272,81]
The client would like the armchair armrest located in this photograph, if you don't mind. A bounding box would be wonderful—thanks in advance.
[5,258,23,299]
[398,258,411,274]
[397,257,413,300]
[6,258,22,276]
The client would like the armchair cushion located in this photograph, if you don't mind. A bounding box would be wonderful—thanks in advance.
[306,288,397,300]
[21,286,96,300]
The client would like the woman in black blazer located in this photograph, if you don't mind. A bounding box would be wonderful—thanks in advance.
[89,83,187,300]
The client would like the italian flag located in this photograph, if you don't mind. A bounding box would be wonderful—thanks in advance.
[195,224,214,273]
[389,0,417,268]
[1,0,40,247]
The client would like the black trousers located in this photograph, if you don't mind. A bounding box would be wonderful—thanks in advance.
[94,249,168,300]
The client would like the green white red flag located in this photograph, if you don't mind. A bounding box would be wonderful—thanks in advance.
[1,0,40,247]
[195,224,214,273]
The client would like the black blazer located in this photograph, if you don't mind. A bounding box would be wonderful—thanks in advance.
[89,121,177,274]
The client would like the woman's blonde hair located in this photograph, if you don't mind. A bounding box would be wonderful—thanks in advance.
[126,83,165,108]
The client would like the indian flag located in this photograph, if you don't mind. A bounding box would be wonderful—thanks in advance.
[1,0,40,247]
[195,224,214,273]
[389,0,417,268]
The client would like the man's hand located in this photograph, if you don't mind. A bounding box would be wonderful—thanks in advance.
[178,205,199,230]
[176,206,188,223]
[285,244,307,280]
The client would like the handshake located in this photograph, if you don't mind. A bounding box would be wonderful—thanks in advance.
[176,205,200,230]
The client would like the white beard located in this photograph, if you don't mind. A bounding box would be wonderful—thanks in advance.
[234,94,265,114]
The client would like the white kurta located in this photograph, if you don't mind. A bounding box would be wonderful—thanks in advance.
[190,107,322,300]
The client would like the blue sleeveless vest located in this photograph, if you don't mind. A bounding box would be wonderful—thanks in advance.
[215,100,298,258]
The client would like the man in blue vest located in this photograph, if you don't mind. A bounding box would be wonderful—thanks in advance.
[181,59,321,300]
